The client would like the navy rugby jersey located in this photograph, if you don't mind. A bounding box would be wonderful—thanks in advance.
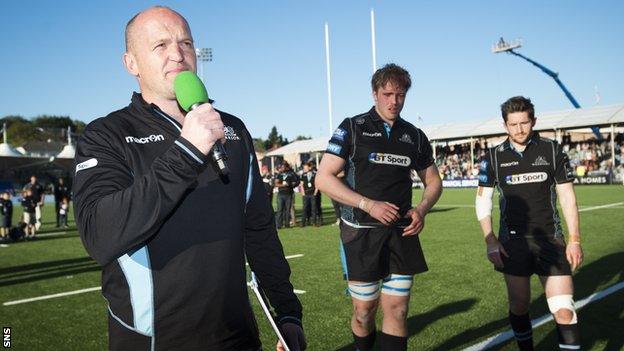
[325,107,434,226]
[73,93,301,350]
[478,133,575,240]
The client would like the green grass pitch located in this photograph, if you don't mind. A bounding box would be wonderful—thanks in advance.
[0,185,622,350]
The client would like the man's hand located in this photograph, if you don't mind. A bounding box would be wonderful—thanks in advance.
[180,103,224,155]
[485,233,508,268]
[566,242,583,271]
[276,323,306,351]
[403,208,425,236]
[366,200,399,225]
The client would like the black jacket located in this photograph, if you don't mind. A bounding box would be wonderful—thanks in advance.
[73,93,302,350]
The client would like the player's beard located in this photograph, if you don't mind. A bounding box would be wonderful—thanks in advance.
[510,132,531,145]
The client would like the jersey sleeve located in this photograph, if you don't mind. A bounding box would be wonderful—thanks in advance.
[325,118,352,160]
[241,129,303,325]
[413,130,434,171]
[72,123,209,266]
[554,143,575,184]
[478,151,496,187]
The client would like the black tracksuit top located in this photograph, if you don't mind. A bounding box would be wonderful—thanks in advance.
[73,93,302,350]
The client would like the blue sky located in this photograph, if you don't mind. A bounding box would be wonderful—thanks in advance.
[1,1,622,140]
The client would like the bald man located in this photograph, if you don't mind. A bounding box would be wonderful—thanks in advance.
[73,7,305,351]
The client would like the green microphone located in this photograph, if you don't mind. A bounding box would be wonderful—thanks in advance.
[174,71,229,175]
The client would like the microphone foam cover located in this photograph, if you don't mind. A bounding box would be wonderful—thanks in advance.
[174,71,209,112]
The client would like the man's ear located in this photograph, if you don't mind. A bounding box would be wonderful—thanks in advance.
[123,52,139,77]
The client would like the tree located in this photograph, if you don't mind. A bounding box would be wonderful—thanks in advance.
[264,126,288,150]
[0,115,88,146]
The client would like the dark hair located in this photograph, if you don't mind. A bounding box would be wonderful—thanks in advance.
[501,96,535,122]
[371,63,411,92]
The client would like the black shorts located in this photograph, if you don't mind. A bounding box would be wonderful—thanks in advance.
[340,222,428,282]
[496,236,571,277]
[0,215,9,228]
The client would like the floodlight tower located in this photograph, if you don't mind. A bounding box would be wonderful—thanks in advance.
[492,38,601,139]
[195,48,213,84]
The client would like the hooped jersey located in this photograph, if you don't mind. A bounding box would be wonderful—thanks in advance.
[325,107,434,226]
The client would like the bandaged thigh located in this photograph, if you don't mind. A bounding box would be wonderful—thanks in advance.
[381,274,413,296]
[349,281,381,301]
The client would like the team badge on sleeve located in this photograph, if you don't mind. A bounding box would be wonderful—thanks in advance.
[327,142,342,154]
[332,128,347,141]
[479,159,489,171]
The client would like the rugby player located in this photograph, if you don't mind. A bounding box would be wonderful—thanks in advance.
[316,63,442,351]
[476,96,583,350]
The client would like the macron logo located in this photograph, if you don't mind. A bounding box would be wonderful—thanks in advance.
[125,134,165,144]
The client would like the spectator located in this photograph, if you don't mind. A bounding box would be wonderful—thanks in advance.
[275,162,299,228]
[22,176,44,230]
[0,192,12,239]
[21,189,37,238]
[54,178,70,227]
[299,162,318,227]
[59,198,69,228]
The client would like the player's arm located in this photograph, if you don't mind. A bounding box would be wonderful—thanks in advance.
[73,124,210,266]
[556,182,583,271]
[476,186,508,268]
[475,155,508,267]
[403,131,442,236]
[553,142,583,271]
[403,164,442,236]
[315,153,399,225]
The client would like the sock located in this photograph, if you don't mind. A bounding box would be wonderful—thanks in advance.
[353,329,376,351]
[557,323,581,350]
[509,311,534,351]
[379,332,407,351]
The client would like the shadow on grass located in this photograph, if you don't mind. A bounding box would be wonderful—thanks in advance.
[0,264,100,287]
[433,251,624,350]
[534,251,624,351]
[333,298,478,351]
[0,256,100,287]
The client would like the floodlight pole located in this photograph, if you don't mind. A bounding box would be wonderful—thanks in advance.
[494,38,602,140]
[196,48,213,84]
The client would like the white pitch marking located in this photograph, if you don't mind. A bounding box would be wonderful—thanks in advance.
[35,231,73,237]
[3,254,304,305]
[462,280,624,351]
[578,202,623,212]
[433,202,624,212]
[0,244,9,248]
[3,286,101,306]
